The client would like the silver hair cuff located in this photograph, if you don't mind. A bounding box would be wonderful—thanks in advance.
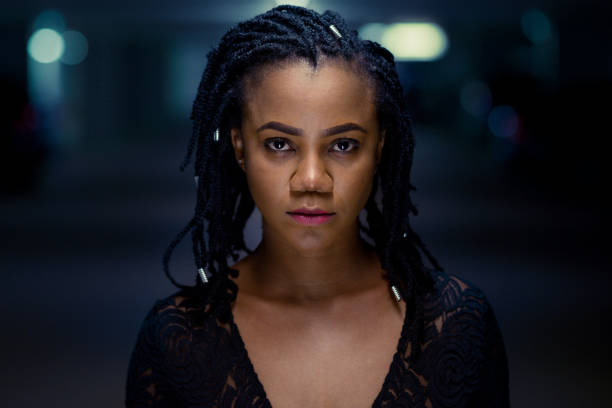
[198,267,209,284]
[329,24,342,39]
[391,285,401,302]
[213,128,220,142]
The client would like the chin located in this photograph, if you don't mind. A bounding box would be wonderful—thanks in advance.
[286,231,339,256]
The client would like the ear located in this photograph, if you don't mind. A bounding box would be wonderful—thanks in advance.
[376,129,385,166]
[231,127,246,172]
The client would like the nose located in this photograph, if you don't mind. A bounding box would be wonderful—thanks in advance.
[290,150,333,193]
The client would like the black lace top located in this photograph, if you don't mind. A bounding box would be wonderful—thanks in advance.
[125,270,510,407]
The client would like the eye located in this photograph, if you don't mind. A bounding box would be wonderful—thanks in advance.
[331,139,360,153]
[265,138,293,153]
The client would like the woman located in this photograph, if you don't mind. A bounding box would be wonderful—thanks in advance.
[126,5,510,407]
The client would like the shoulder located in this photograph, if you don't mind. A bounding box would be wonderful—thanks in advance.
[130,289,237,373]
[134,289,224,355]
[423,269,493,322]
[420,269,505,347]
[417,270,510,406]
[127,291,237,406]
[139,290,195,332]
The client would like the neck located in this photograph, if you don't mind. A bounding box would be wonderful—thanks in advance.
[236,222,384,304]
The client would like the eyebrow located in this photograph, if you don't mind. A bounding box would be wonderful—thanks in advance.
[255,121,367,137]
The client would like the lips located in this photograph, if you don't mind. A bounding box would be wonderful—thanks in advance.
[287,207,335,215]
[287,208,335,225]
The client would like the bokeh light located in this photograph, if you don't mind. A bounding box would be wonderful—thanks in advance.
[382,23,448,61]
[521,9,553,45]
[358,23,387,43]
[274,0,310,7]
[488,105,519,139]
[32,9,66,32]
[60,30,89,65]
[27,28,65,64]
[460,80,492,118]
[365,22,449,61]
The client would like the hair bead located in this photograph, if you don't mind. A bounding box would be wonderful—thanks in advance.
[391,285,401,302]
[329,24,342,38]
[198,267,209,283]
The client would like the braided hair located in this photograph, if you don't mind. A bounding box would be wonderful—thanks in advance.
[163,5,442,362]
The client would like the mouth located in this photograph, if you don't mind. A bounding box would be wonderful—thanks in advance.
[286,208,336,225]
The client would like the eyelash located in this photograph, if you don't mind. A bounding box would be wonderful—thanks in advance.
[264,138,360,154]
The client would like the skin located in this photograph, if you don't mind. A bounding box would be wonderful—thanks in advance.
[229,58,407,408]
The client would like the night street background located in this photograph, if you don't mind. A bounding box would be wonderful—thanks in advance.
[1,1,610,406]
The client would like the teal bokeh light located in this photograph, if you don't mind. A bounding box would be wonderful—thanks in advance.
[521,9,553,45]
[32,9,66,32]
[60,30,89,65]
[27,28,65,64]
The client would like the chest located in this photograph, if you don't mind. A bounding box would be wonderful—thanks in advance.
[231,299,406,408]
[248,343,391,408]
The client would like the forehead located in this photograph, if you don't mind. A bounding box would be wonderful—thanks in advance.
[241,58,377,127]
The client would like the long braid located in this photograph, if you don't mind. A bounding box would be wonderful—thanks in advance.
[163,5,442,360]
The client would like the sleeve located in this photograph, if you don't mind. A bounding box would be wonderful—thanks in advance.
[125,301,176,408]
[469,299,511,408]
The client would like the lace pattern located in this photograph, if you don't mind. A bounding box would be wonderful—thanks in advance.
[126,270,510,407]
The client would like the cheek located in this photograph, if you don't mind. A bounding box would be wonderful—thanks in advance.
[334,161,376,215]
[244,155,286,213]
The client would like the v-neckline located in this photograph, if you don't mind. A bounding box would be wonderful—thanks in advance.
[227,293,410,408]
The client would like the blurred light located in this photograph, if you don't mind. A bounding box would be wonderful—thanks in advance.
[359,22,449,61]
[488,105,519,139]
[358,23,387,43]
[381,23,448,61]
[167,43,206,117]
[32,9,66,32]
[274,0,310,7]
[27,29,65,64]
[28,56,62,105]
[521,9,552,45]
[60,30,89,65]
[460,80,492,118]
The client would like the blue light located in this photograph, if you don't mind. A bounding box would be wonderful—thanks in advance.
[488,106,519,139]
[460,81,492,118]
[521,9,553,45]
[32,10,66,32]
[60,30,89,65]
[27,28,65,64]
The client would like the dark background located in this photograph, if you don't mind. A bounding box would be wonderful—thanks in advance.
[1,1,610,406]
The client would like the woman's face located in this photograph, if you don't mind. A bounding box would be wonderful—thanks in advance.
[231,58,384,254]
